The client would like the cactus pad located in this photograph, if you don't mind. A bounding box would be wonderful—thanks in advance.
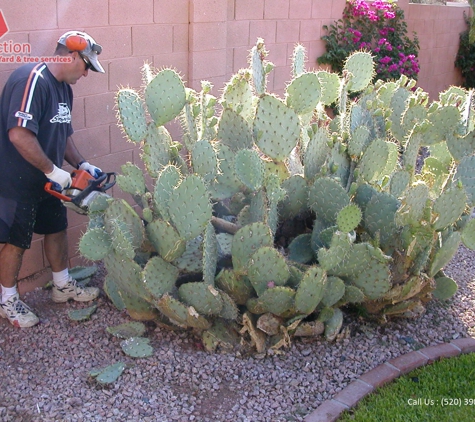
[429,231,462,277]
[461,218,475,250]
[433,186,467,231]
[68,305,97,322]
[308,177,350,224]
[146,219,186,262]
[217,108,253,151]
[120,337,153,358]
[117,162,147,197]
[337,204,362,233]
[142,256,179,299]
[324,308,343,341]
[106,321,147,339]
[145,68,186,127]
[178,282,224,316]
[294,266,327,314]
[258,286,296,316]
[168,175,212,241]
[235,149,265,191]
[78,228,112,261]
[455,155,475,206]
[344,51,374,93]
[116,88,147,143]
[90,362,125,384]
[253,94,300,161]
[247,246,290,295]
[285,72,322,115]
[432,276,458,300]
[215,269,254,305]
[231,222,274,274]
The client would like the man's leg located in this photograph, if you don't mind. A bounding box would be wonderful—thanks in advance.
[0,243,39,328]
[0,243,25,288]
[44,229,68,272]
[45,229,100,303]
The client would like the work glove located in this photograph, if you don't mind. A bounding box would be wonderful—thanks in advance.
[78,161,102,178]
[45,165,72,190]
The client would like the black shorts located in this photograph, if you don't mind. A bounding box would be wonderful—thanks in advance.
[0,195,68,249]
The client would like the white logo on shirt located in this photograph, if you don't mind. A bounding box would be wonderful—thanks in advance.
[50,103,71,123]
[15,111,33,121]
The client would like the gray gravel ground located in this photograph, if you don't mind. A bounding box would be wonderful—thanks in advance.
[0,245,474,422]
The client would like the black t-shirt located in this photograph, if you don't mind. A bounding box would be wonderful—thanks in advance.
[0,62,74,202]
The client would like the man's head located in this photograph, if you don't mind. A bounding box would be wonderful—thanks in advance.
[56,31,104,74]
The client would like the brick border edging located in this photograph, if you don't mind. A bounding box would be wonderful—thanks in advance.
[303,337,475,422]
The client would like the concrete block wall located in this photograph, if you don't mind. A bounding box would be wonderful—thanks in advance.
[0,0,470,290]
[403,0,469,98]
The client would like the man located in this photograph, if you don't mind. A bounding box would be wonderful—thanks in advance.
[0,31,105,328]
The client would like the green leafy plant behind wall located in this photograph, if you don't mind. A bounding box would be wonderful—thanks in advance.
[455,0,475,89]
[318,0,420,83]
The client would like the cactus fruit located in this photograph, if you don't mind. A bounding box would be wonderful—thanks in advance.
[79,41,475,353]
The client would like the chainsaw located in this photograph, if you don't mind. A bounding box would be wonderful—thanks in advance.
[44,169,116,215]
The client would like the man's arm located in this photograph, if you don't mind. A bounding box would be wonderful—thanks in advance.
[65,136,102,178]
[8,126,55,173]
[8,126,72,189]
[64,136,86,169]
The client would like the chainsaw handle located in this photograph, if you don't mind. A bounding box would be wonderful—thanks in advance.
[44,181,72,202]
[99,172,116,192]
[70,172,117,208]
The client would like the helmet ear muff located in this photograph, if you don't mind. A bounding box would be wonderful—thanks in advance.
[65,34,88,52]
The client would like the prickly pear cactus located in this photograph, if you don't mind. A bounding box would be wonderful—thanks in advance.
[79,40,475,353]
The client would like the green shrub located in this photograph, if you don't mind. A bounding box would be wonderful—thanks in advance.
[318,0,420,82]
[455,1,475,89]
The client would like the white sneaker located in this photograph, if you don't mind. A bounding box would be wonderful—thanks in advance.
[52,278,99,303]
[0,293,39,328]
